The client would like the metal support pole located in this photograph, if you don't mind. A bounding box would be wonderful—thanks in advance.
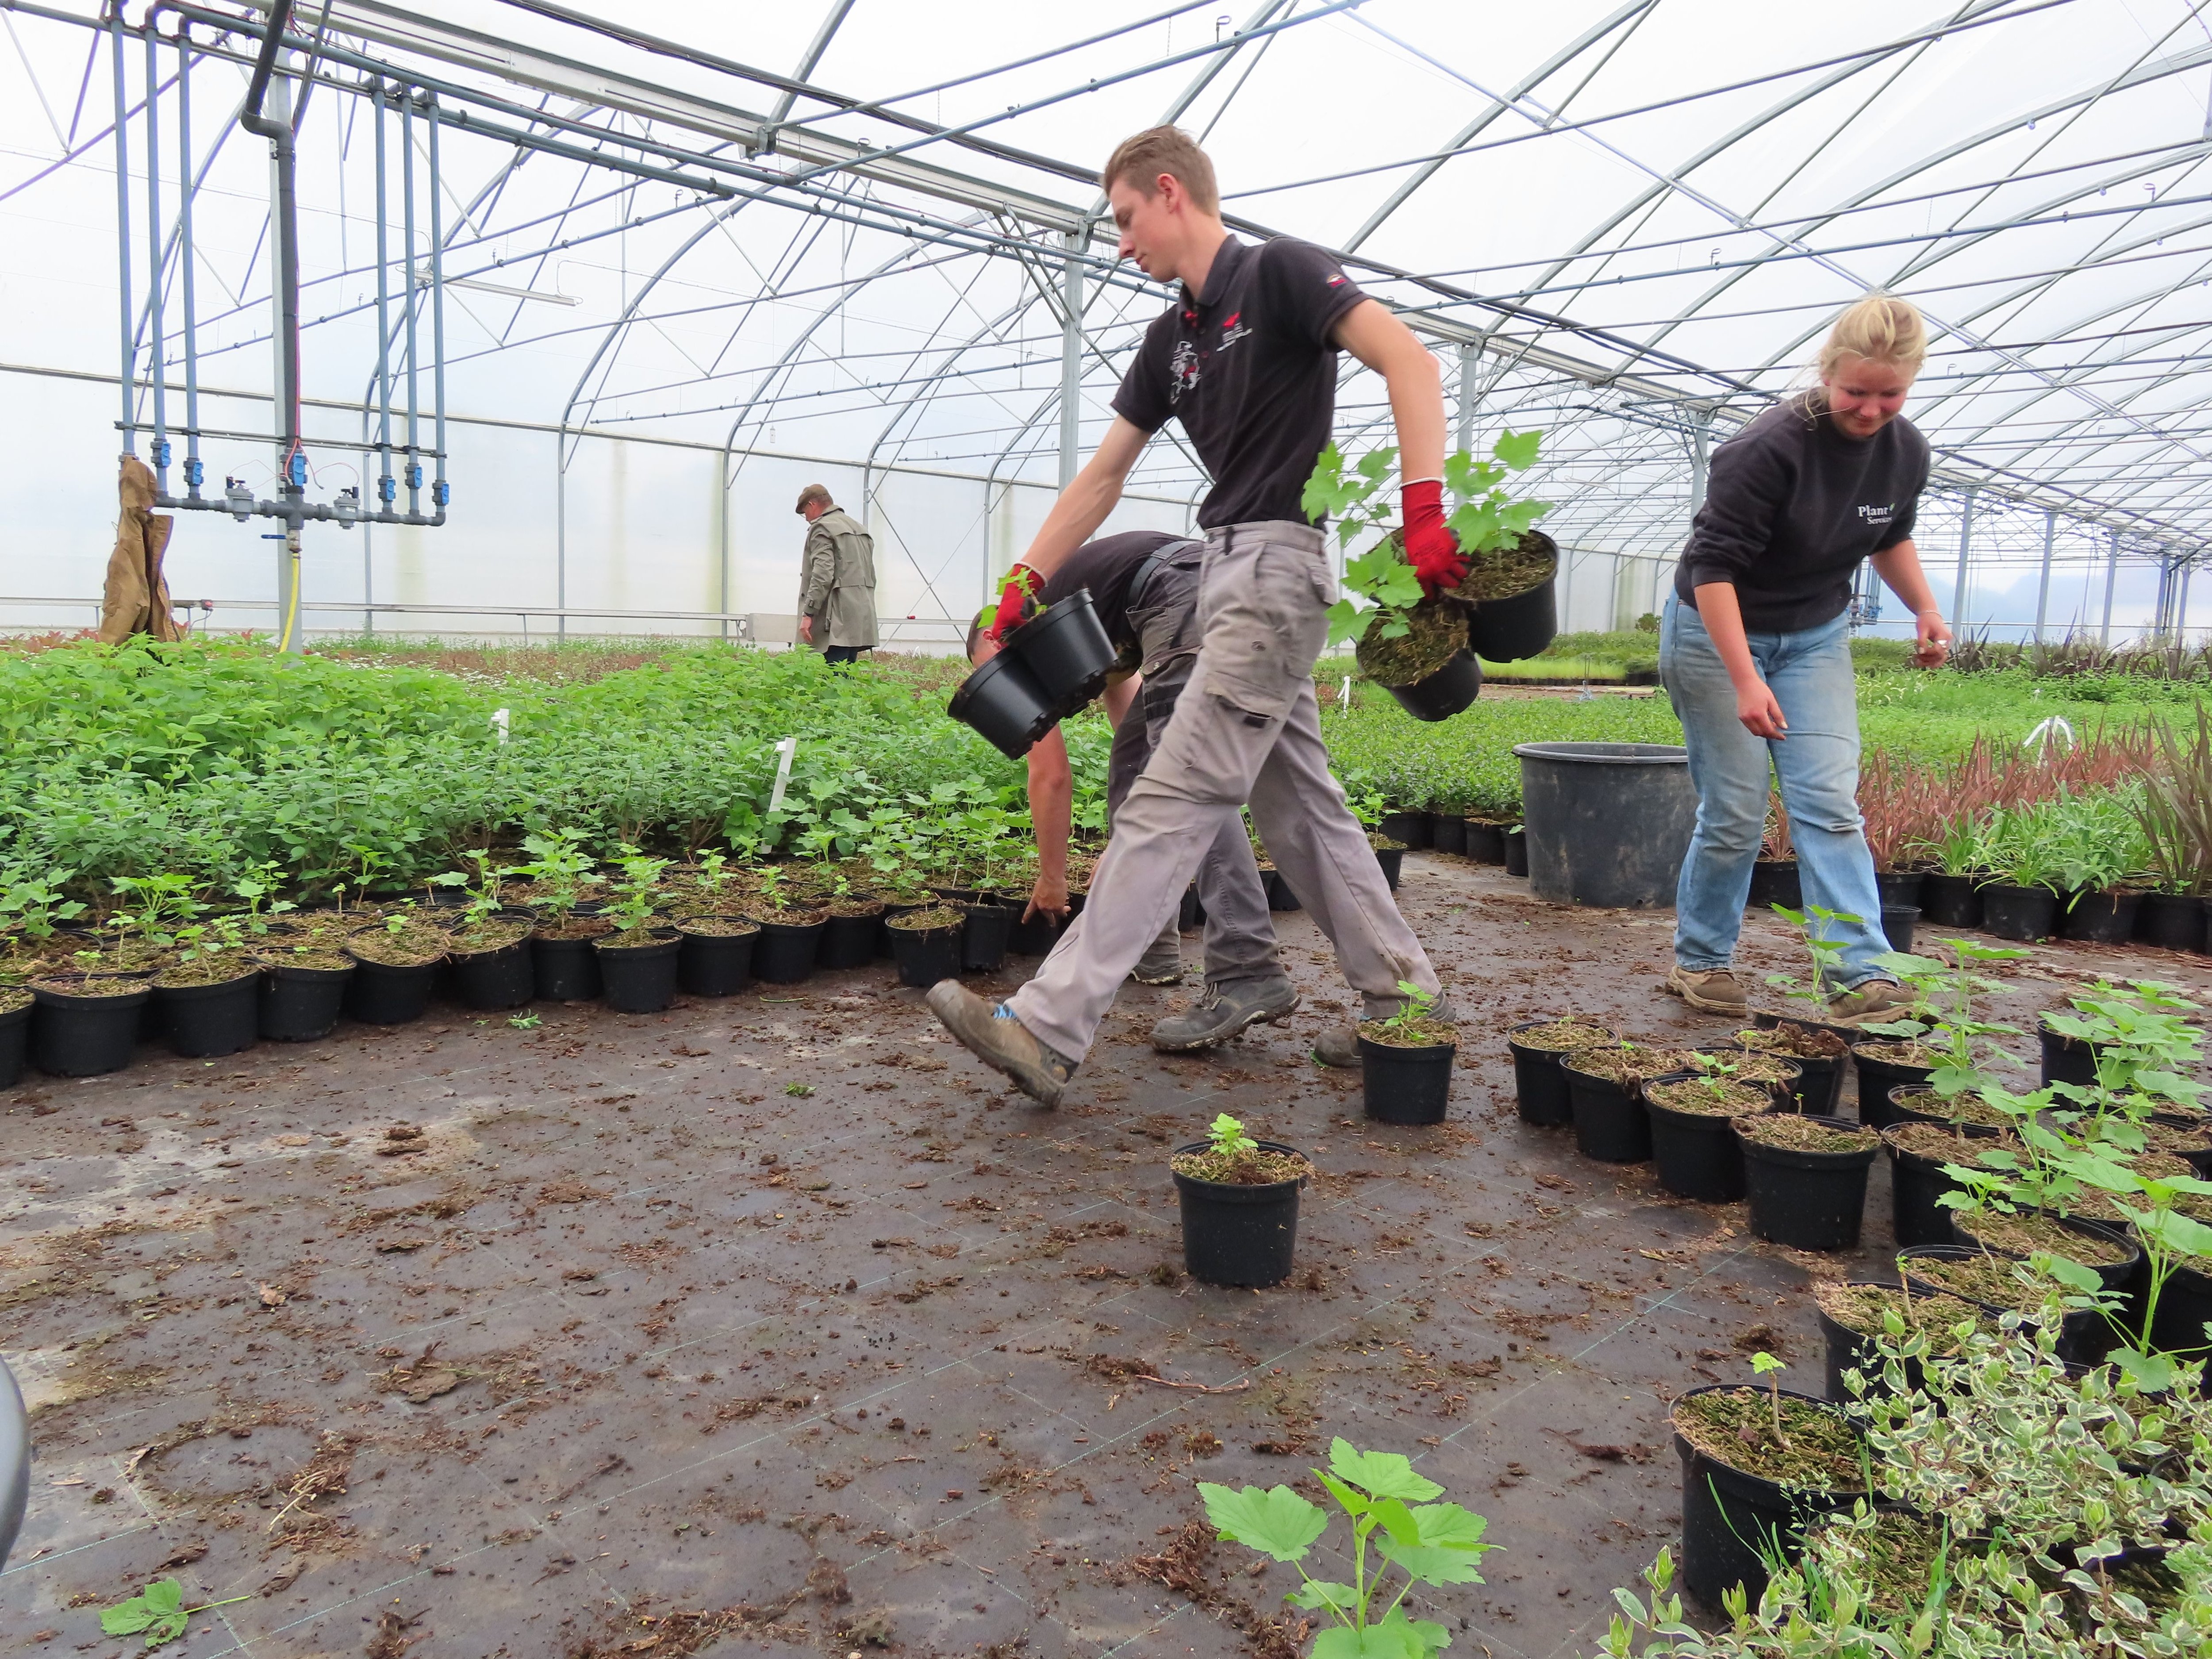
[373,81,394,513]
[426,91,447,520]
[1057,228,1082,490]
[243,31,304,653]
[1951,490,1976,637]
[2034,510,2055,652]
[2101,531,2120,646]
[177,36,202,499]
[2154,552,2177,641]
[1687,411,1712,519]
[554,428,566,639]
[1454,342,1479,461]
[111,12,133,453]
[144,27,166,495]
[401,88,420,518]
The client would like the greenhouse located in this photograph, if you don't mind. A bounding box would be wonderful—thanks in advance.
[7,2,2212,1656]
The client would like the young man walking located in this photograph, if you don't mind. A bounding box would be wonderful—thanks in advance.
[966,528,1297,1048]
[794,484,877,665]
[928,127,1455,1105]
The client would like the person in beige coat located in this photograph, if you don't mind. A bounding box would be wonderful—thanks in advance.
[794,484,878,664]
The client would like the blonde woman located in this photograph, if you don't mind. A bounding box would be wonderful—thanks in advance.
[1660,294,1952,1022]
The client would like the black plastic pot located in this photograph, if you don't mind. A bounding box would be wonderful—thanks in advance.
[752,917,826,985]
[1172,1139,1307,1287]
[947,648,1057,761]
[953,901,1006,972]
[1980,882,2057,942]
[1379,809,1431,850]
[259,962,353,1042]
[1503,826,1528,877]
[1646,1088,1749,1202]
[0,998,28,1090]
[1737,1117,1875,1250]
[156,971,262,1059]
[1874,871,1926,910]
[1006,908,1063,956]
[1815,1289,1928,1407]
[1430,813,1467,856]
[1360,1034,1453,1125]
[1563,1060,1651,1163]
[1748,859,1803,914]
[818,909,885,971]
[531,929,607,1002]
[1466,560,1558,662]
[1257,870,1294,912]
[1178,886,1204,930]
[2150,1260,2212,1357]
[1854,1046,1936,1127]
[1463,820,1506,865]
[31,979,150,1077]
[1950,1211,2140,1298]
[596,929,681,1014]
[1673,1385,1862,1608]
[2061,889,2141,945]
[1880,906,1920,955]
[450,939,533,1010]
[2137,891,2204,951]
[1513,742,1695,908]
[677,922,756,997]
[889,919,964,989]
[343,955,439,1026]
[1011,589,1121,717]
[1919,873,1983,929]
[1379,648,1482,722]
[1506,1019,1617,1127]
[1882,1126,1981,1248]
[1372,846,1403,893]
[2037,1019,2098,1090]
[1897,1244,2102,1360]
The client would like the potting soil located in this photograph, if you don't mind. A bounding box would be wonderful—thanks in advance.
[1356,1016,1459,1048]
[1904,1252,2057,1312]
[676,915,759,937]
[1738,1024,1846,1060]
[1854,1040,1940,1067]
[1955,1210,2134,1267]
[1353,598,1467,687]
[1900,1091,2013,1131]
[1644,1079,1770,1118]
[1884,1122,2019,1166]
[1571,1045,1701,1085]
[1511,1016,1614,1052]
[1810,1281,1985,1349]
[887,904,964,930]
[1671,1388,1865,1488]
[1167,1146,1313,1185]
[1743,1115,1879,1155]
[1447,532,1558,603]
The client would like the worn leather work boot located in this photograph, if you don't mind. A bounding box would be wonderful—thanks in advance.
[1148,976,1300,1052]
[1313,991,1459,1068]
[924,981,1076,1107]
[1130,938,1183,986]
[1662,965,1749,1015]
[1825,978,1914,1025]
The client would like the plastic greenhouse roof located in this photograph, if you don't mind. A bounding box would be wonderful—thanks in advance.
[4,0,2211,565]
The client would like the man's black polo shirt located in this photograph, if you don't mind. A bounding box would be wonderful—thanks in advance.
[1111,236,1367,530]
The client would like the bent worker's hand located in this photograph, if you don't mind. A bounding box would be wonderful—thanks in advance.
[1023,874,1068,926]
[1736,680,1788,741]
[1399,479,1467,598]
[987,565,1040,645]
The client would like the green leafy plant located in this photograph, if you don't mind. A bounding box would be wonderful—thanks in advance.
[101,1578,249,1648]
[0,862,84,940]
[1748,1351,1789,1445]
[514,826,596,923]
[1200,1438,1496,1657]
[1862,938,2030,1094]
[509,1011,541,1030]
[1206,1112,1258,1160]
[1763,902,1862,1005]
[430,847,507,930]
[785,1081,814,1098]
[1373,980,1444,1036]
[603,843,669,936]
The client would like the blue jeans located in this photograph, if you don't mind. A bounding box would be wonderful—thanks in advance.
[1659,594,1890,987]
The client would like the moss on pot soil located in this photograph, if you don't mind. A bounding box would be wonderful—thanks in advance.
[449,916,531,955]
[1355,598,1467,687]
[1698,1052,1798,1087]
[1647,1078,1772,1118]
[1366,832,1406,852]
[1812,1280,1985,1349]
[0,984,27,1017]
[1568,1045,1700,1085]
[1954,1210,2135,1267]
[1512,1017,1614,1053]
[1170,1147,1312,1186]
[1444,530,1557,603]
[1739,1022,1847,1060]
[1855,1040,1939,1067]
[1672,1388,1865,1490]
[678,916,758,939]
[1358,1016,1458,1048]
[1740,1114,1878,1155]
[888,905,963,931]
[152,957,257,989]
[347,917,449,968]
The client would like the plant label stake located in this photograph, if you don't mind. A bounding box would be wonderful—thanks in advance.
[1340,675,1352,712]
[491,707,508,745]
[768,736,798,812]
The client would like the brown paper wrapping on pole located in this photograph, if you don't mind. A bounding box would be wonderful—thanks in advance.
[98,453,180,643]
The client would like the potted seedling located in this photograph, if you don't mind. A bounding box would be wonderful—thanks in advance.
[26,872,190,1078]
[1880,1113,2025,1247]
[1809,1280,1988,1408]
[1169,1113,1313,1287]
[1559,1039,1701,1163]
[594,845,681,1014]
[1357,981,1457,1126]
[1199,1439,1497,1657]
[886,902,965,989]
[1757,902,1864,1034]
[744,865,830,985]
[674,847,759,998]
[1644,1056,1773,1202]
[1669,1356,1868,1607]
[150,910,260,1059]
[1734,1112,1881,1250]
[1856,937,2029,1124]
[1302,430,1552,721]
[516,828,608,1002]
[342,901,450,1026]
[1734,1020,1849,1114]
[431,851,534,1012]
[1504,1015,1619,1127]
[254,926,356,1043]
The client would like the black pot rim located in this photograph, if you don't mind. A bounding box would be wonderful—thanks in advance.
[1734,1114,1880,1168]
[152,967,265,995]
[1169,1138,1310,1198]
[594,927,682,952]
[1670,1383,1868,1496]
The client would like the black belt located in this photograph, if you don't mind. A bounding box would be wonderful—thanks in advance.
[1127,538,1205,611]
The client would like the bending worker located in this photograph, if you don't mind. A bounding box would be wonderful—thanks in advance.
[966,529,1298,1051]
[929,125,1451,1106]
[794,483,877,665]
[1660,293,1949,1022]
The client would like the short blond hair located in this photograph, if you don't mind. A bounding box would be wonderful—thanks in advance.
[1101,126,1220,214]
[1817,294,1927,379]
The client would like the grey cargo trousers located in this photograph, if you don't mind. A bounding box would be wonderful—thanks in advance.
[1008,520,1440,1063]
[1107,558,1280,990]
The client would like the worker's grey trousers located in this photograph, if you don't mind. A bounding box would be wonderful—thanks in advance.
[1008,520,1440,1063]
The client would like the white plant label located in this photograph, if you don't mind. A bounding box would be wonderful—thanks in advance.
[768,735,798,811]
[491,708,509,745]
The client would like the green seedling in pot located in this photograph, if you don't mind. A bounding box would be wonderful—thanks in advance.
[1748,1351,1789,1445]
[1200,1437,1496,1659]
[102,1577,250,1648]
[232,863,296,937]
[695,847,730,904]
[1686,1051,1743,1102]
[1207,1112,1258,1161]
[515,827,596,923]
[1763,902,1861,1009]
[2039,1151,2212,1391]
[755,865,791,914]
[109,870,202,960]
[1373,980,1444,1036]
[2042,979,2206,1138]
[1863,937,2029,1096]
[604,844,669,937]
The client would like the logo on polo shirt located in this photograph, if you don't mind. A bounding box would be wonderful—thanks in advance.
[1219,310,1252,350]
[1857,503,1894,525]
[1168,339,1202,405]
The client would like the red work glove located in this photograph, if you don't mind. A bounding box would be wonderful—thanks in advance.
[987,564,1040,645]
[1400,478,1466,599]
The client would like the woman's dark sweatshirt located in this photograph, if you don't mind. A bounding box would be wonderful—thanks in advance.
[1674,392,1930,634]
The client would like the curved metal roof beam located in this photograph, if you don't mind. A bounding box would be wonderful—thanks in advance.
[864,299,1037,476]
[1341,0,1655,255]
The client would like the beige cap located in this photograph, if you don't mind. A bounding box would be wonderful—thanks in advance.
[795,483,833,513]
